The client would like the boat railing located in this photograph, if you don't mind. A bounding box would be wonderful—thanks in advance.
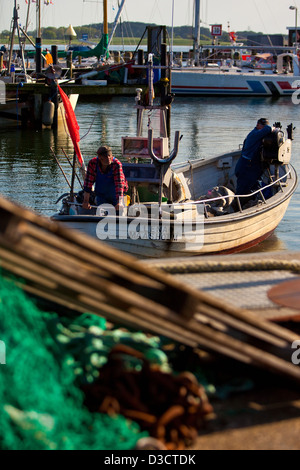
[180,167,292,214]
[63,167,292,217]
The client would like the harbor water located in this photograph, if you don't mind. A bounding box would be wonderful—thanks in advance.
[0,95,299,254]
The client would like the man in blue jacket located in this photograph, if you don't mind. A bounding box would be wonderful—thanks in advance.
[235,118,272,199]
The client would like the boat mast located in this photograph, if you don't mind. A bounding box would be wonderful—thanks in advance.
[36,0,41,38]
[106,0,126,52]
[170,0,175,65]
[102,0,109,58]
[194,0,201,65]
[35,0,42,75]
[103,0,108,37]
[25,0,31,33]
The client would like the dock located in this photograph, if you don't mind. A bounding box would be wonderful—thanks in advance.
[144,251,300,323]
[0,81,147,126]
[143,252,300,450]
[4,82,146,99]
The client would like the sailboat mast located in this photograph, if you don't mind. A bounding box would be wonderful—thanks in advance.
[107,0,126,51]
[36,0,41,38]
[103,0,108,36]
[101,0,109,58]
[25,0,31,33]
[194,0,201,65]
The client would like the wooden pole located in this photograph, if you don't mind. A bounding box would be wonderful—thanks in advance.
[37,0,41,38]
[61,148,83,189]
[36,37,42,75]
[103,0,108,35]
[70,150,77,201]
[50,147,71,189]
[67,51,73,79]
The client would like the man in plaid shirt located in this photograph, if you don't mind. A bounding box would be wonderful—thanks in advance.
[83,145,128,211]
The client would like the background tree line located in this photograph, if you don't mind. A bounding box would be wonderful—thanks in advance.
[0,21,266,44]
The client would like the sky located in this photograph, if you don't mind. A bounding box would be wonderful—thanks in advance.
[1,0,300,37]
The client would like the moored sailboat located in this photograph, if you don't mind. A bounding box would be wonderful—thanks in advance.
[171,0,300,97]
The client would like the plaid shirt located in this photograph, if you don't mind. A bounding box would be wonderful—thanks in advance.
[83,157,128,197]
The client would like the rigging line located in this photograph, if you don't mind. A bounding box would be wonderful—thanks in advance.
[149,0,164,26]
[187,0,192,28]
[80,111,100,141]
[132,27,148,59]
[252,0,274,50]
[118,0,125,52]
[58,93,98,144]
[263,0,281,34]
[122,5,137,43]
[122,21,137,46]
[237,34,273,47]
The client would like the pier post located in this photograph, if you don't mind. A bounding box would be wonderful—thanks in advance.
[34,94,42,129]
[67,51,73,79]
[51,45,58,65]
[138,49,144,65]
[36,37,42,75]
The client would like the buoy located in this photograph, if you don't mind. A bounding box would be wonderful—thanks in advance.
[42,99,55,126]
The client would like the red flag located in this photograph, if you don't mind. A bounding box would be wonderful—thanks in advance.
[229,31,237,42]
[57,85,84,168]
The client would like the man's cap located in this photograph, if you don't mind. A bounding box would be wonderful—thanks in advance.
[97,145,112,156]
[257,118,269,126]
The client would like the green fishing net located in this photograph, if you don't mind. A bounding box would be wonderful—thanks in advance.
[0,274,153,450]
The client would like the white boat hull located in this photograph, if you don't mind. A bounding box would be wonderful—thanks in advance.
[53,196,294,259]
[171,69,300,96]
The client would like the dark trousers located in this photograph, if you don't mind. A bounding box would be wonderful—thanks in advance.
[235,157,263,196]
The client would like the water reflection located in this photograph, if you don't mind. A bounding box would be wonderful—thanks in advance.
[243,234,288,254]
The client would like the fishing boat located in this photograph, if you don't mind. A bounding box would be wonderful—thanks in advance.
[52,58,298,259]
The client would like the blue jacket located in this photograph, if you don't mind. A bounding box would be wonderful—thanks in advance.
[242,125,272,161]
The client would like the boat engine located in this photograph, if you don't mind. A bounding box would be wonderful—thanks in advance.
[261,123,292,165]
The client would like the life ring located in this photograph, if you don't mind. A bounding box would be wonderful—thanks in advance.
[171,171,186,203]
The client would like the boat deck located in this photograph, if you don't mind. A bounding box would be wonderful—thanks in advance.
[144,250,300,322]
